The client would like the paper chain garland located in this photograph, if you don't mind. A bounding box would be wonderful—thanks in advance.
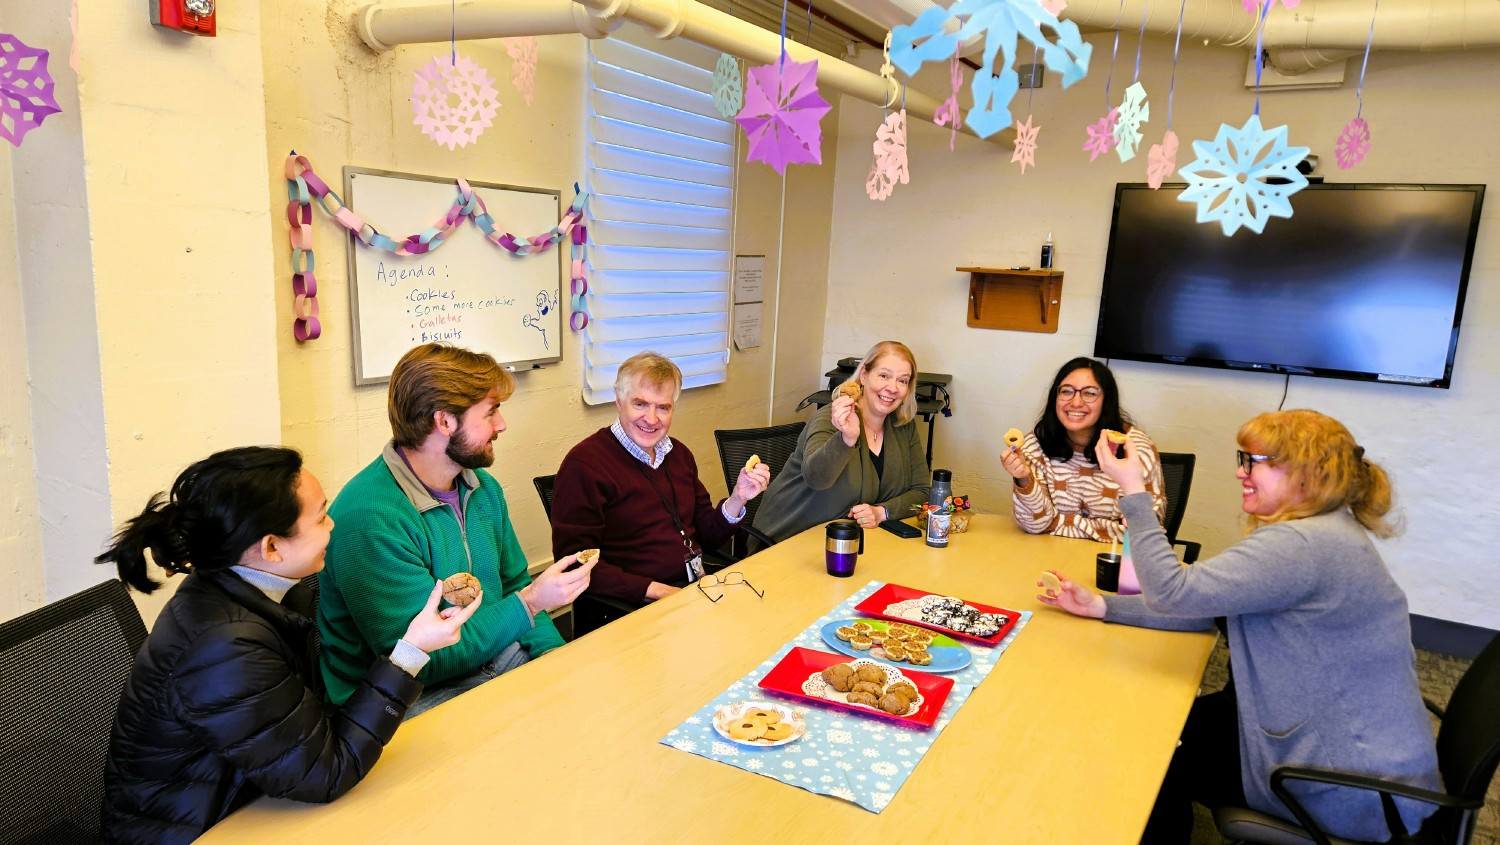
[282,153,591,342]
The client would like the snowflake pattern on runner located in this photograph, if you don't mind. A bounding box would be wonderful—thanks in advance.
[411,53,501,150]
[891,0,1092,139]
[503,37,538,105]
[712,52,743,119]
[1011,114,1039,173]
[865,108,910,201]
[1112,81,1149,162]
[1178,114,1309,236]
[0,34,63,147]
[1146,130,1179,189]
[1083,108,1118,161]
[1334,117,1371,169]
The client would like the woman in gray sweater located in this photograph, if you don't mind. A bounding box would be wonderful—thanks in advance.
[753,341,931,544]
[1041,409,1439,842]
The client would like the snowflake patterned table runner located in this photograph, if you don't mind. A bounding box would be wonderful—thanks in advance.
[660,580,1031,813]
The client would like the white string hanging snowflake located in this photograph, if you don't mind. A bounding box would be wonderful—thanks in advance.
[713,53,743,119]
[1113,81,1149,162]
[1011,115,1039,173]
[1178,114,1309,236]
[411,54,500,150]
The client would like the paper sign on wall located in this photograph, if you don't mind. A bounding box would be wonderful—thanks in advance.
[733,303,762,350]
[734,254,764,303]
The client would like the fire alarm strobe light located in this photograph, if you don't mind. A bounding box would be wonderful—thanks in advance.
[151,0,217,37]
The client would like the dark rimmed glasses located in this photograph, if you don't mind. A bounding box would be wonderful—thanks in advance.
[1057,386,1102,403]
[696,571,764,603]
[1236,450,1277,474]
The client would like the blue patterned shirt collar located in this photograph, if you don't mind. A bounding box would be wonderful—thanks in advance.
[610,419,672,469]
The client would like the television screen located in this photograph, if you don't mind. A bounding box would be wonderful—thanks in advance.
[1094,183,1485,388]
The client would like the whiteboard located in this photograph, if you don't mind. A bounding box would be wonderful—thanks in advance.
[343,168,564,384]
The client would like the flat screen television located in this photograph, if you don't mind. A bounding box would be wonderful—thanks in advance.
[1094,182,1485,388]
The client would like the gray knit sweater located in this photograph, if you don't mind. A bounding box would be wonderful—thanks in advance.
[752,405,930,544]
[1105,492,1440,840]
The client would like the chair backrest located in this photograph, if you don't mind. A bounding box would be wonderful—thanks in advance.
[1433,633,1500,841]
[713,422,807,527]
[0,579,147,844]
[1157,451,1196,542]
[534,474,557,518]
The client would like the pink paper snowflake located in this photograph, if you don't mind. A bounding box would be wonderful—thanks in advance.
[735,54,832,174]
[1041,0,1068,14]
[1146,130,1179,189]
[504,37,538,106]
[411,54,500,150]
[1084,108,1118,162]
[933,44,963,151]
[1334,117,1371,169]
[0,34,62,147]
[1011,114,1039,173]
[866,109,909,201]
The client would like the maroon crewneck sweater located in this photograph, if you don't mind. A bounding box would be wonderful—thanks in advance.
[551,428,735,604]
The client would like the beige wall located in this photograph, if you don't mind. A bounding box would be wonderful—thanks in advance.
[823,40,1499,629]
[261,7,835,564]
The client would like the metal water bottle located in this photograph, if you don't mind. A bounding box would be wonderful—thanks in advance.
[926,469,953,548]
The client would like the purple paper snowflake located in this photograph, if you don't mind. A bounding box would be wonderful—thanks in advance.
[1146,130,1179,189]
[1178,114,1309,236]
[1335,117,1371,169]
[411,53,500,150]
[1113,82,1150,162]
[1084,108,1118,162]
[735,54,831,174]
[712,53,743,120]
[1011,114,1039,173]
[0,34,63,147]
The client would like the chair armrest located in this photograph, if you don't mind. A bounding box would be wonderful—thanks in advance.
[1423,697,1446,720]
[1172,539,1202,564]
[739,523,777,551]
[1269,764,1478,845]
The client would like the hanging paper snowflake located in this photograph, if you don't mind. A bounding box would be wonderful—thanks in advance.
[1334,117,1371,169]
[712,53,743,119]
[866,109,909,201]
[891,0,1092,139]
[735,54,831,174]
[69,2,80,72]
[411,54,500,150]
[1113,81,1149,162]
[1083,108,1118,162]
[0,34,62,147]
[1146,130,1179,189]
[503,37,538,106]
[1041,0,1068,13]
[1011,114,1039,173]
[1178,114,1309,236]
[933,45,963,151]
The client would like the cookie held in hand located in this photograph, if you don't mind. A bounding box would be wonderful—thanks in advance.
[745,454,761,471]
[835,381,863,402]
[442,572,482,607]
[1004,427,1025,449]
[1103,429,1128,445]
[576,548,599,565]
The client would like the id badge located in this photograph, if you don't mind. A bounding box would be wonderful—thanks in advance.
[685,554,705,583]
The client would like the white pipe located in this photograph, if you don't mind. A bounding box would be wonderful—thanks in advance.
[355,0,1005,143]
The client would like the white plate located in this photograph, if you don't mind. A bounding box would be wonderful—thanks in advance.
[800,658,924,717]
[711,700,807,748]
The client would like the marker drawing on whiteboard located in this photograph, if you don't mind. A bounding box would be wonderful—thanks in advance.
[522,289,559,349]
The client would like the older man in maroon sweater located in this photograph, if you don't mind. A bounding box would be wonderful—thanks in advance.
[551,353,770,631]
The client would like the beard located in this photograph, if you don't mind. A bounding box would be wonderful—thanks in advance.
[446,426,495,469]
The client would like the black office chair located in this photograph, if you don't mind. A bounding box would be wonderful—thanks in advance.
[713,421,806,557]
[1215,633,1500,845]
[1158,451,1202,563]
[533,473,642,639]
[0,579,147,845]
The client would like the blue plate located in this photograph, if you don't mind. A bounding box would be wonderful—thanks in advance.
[818,619,971,674]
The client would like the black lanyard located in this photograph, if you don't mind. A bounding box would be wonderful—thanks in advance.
[633,459,699,559]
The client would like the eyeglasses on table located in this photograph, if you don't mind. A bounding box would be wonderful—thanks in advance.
[696,571,765,603]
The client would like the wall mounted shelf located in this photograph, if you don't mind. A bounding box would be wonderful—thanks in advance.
[958,267,1064,333]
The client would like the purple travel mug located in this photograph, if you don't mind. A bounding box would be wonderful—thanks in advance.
[825,518,864,577]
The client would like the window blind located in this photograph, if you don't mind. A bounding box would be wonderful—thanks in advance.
[583,25,735,404]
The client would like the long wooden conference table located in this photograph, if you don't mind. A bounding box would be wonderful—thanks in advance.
[201,516,1216,843]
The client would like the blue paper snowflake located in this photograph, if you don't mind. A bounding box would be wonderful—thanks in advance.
[890,0,1091,139]
[1113,82,1149,162]
[1178,114,1309,236]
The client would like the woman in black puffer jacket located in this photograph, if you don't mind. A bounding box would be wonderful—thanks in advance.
[97,447,481,844]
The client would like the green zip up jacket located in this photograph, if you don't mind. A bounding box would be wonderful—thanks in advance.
[318,441,564,705]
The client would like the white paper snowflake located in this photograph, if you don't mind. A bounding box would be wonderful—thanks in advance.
[411,53,500,150]
[1178,113,1309,236]
[1113,81,1150,162]
[712,52,743,120]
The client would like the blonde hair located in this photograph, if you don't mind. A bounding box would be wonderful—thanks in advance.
[1236,409,1397,538]
[614,352,682,403]
[841,341,919,426]
[388,343,514,448]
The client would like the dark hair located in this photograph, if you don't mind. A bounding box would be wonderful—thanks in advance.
[1032,357,1133,463]
[95,447,305,593]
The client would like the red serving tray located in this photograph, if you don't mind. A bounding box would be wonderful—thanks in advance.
[853,582,1020,646]
[756,647,953,728]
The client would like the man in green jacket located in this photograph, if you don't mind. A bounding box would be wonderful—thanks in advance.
[318,343,595,715]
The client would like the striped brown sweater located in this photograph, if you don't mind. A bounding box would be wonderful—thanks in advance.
[1008,427,1167,542]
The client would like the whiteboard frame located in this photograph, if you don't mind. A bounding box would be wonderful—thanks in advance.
[343,166,565,385]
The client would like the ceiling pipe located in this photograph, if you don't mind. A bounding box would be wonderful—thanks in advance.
[355,0,1005,144]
